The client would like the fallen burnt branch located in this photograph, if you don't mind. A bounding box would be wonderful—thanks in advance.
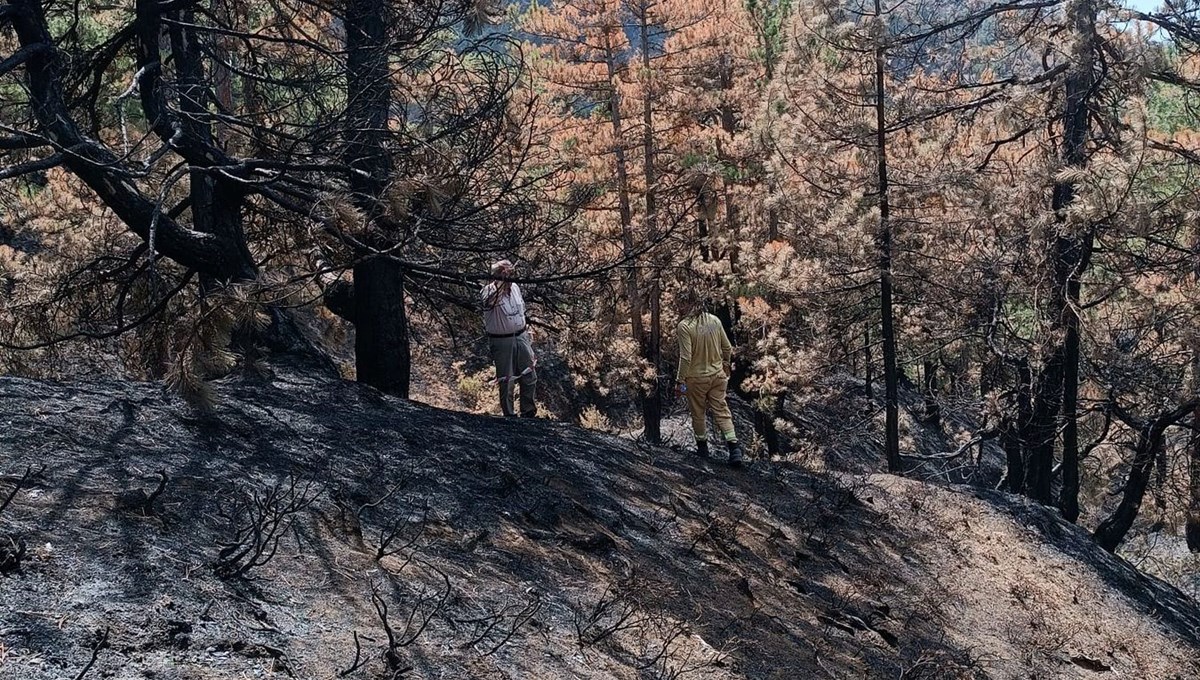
[0,465,39,518]
[337,630,367,677]
[116,470,169,516]
[72,627,110,680]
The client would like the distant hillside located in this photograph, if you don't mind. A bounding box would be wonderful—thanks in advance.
[1,369,1198,679]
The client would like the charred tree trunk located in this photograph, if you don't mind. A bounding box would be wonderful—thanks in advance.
[1025,356,1062,504]
[647,280,663,443]
[353,257,410,397]
[167,12,254,284]
[639,15,661,444]
[1001,361,1032,494]
[604,40,651,439]
[1189,398,1200,552]
[343,0,409,396]
[873,0,901,472]
[759,394,786,456]
[865,324,873,401]
[1094,402,1197,553]
[1028,0,1096,509]
[922,359,940,426]
[1190,266,1200,550]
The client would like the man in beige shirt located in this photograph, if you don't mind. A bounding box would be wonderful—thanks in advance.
[674,289,743,465]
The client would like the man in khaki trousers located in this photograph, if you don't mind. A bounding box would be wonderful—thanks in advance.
[674,289,743,465]
[481,260,537,417]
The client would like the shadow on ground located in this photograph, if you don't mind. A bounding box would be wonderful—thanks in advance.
[1,367,1198,679]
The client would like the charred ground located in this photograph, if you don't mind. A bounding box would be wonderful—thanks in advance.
[1,369,1198,679]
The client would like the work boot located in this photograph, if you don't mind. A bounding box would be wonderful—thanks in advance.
[695,440,709,458]
[727,440,744,467]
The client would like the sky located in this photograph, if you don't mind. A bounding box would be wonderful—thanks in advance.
[1124,0,1163,10]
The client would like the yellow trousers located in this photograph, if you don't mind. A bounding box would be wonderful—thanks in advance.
[685,374,736,442]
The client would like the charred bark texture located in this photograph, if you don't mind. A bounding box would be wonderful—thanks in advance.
[1029,0,1096,510]
[1189,403,1200,552]
[1094,401,1197,553]
[353,258,410,397]
[638,14,661,444]
[8,0,249,281]
[873,0,901,472]
[1001,361,1032,495]
[343,0,410,396]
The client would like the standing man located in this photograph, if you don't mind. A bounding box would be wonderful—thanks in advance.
[675,288,743,465]
[481,259,537,417]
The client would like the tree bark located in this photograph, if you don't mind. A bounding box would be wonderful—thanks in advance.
[873,0,901,472]
[352,257,410,397]
[639,14,661,444]
[864,324,873,401]
[604,37,651,440]
[166,11,255,284]
[1188,398,1200,551]
[1094,401,1197,552]
[1190,259,1200,550]
[1053,0,1097,518]
[1001,361,1032,494]
[343,0,410,396]
[1027,0,1096,508]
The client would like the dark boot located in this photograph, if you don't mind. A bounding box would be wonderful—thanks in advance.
[520,408,537,418]
[727,440,744,467]
[696,440,709,458]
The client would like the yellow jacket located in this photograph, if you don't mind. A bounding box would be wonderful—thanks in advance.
[676,312,732,382]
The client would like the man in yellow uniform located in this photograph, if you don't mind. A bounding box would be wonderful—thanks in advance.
[674,289,743,466]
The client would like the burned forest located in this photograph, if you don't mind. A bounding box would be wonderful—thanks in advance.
[3,0,1200,678]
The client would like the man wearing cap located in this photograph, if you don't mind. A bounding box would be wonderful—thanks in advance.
[674,289,744,465]
[481,260,537,417]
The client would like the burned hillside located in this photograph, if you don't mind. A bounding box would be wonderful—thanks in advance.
[1,370,1199,679]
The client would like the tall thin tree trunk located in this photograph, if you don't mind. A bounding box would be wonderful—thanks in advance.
[1053,0,1097,516]
[1189,238,1200,551]
[638,13,662,443]
[865,324,873,401]
[1189,392,1200,551]
[604,41,649,437]
[649,277,662,440]
[344,0,409,396]
[873,0,901,472]
[1002,361,1033,494]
